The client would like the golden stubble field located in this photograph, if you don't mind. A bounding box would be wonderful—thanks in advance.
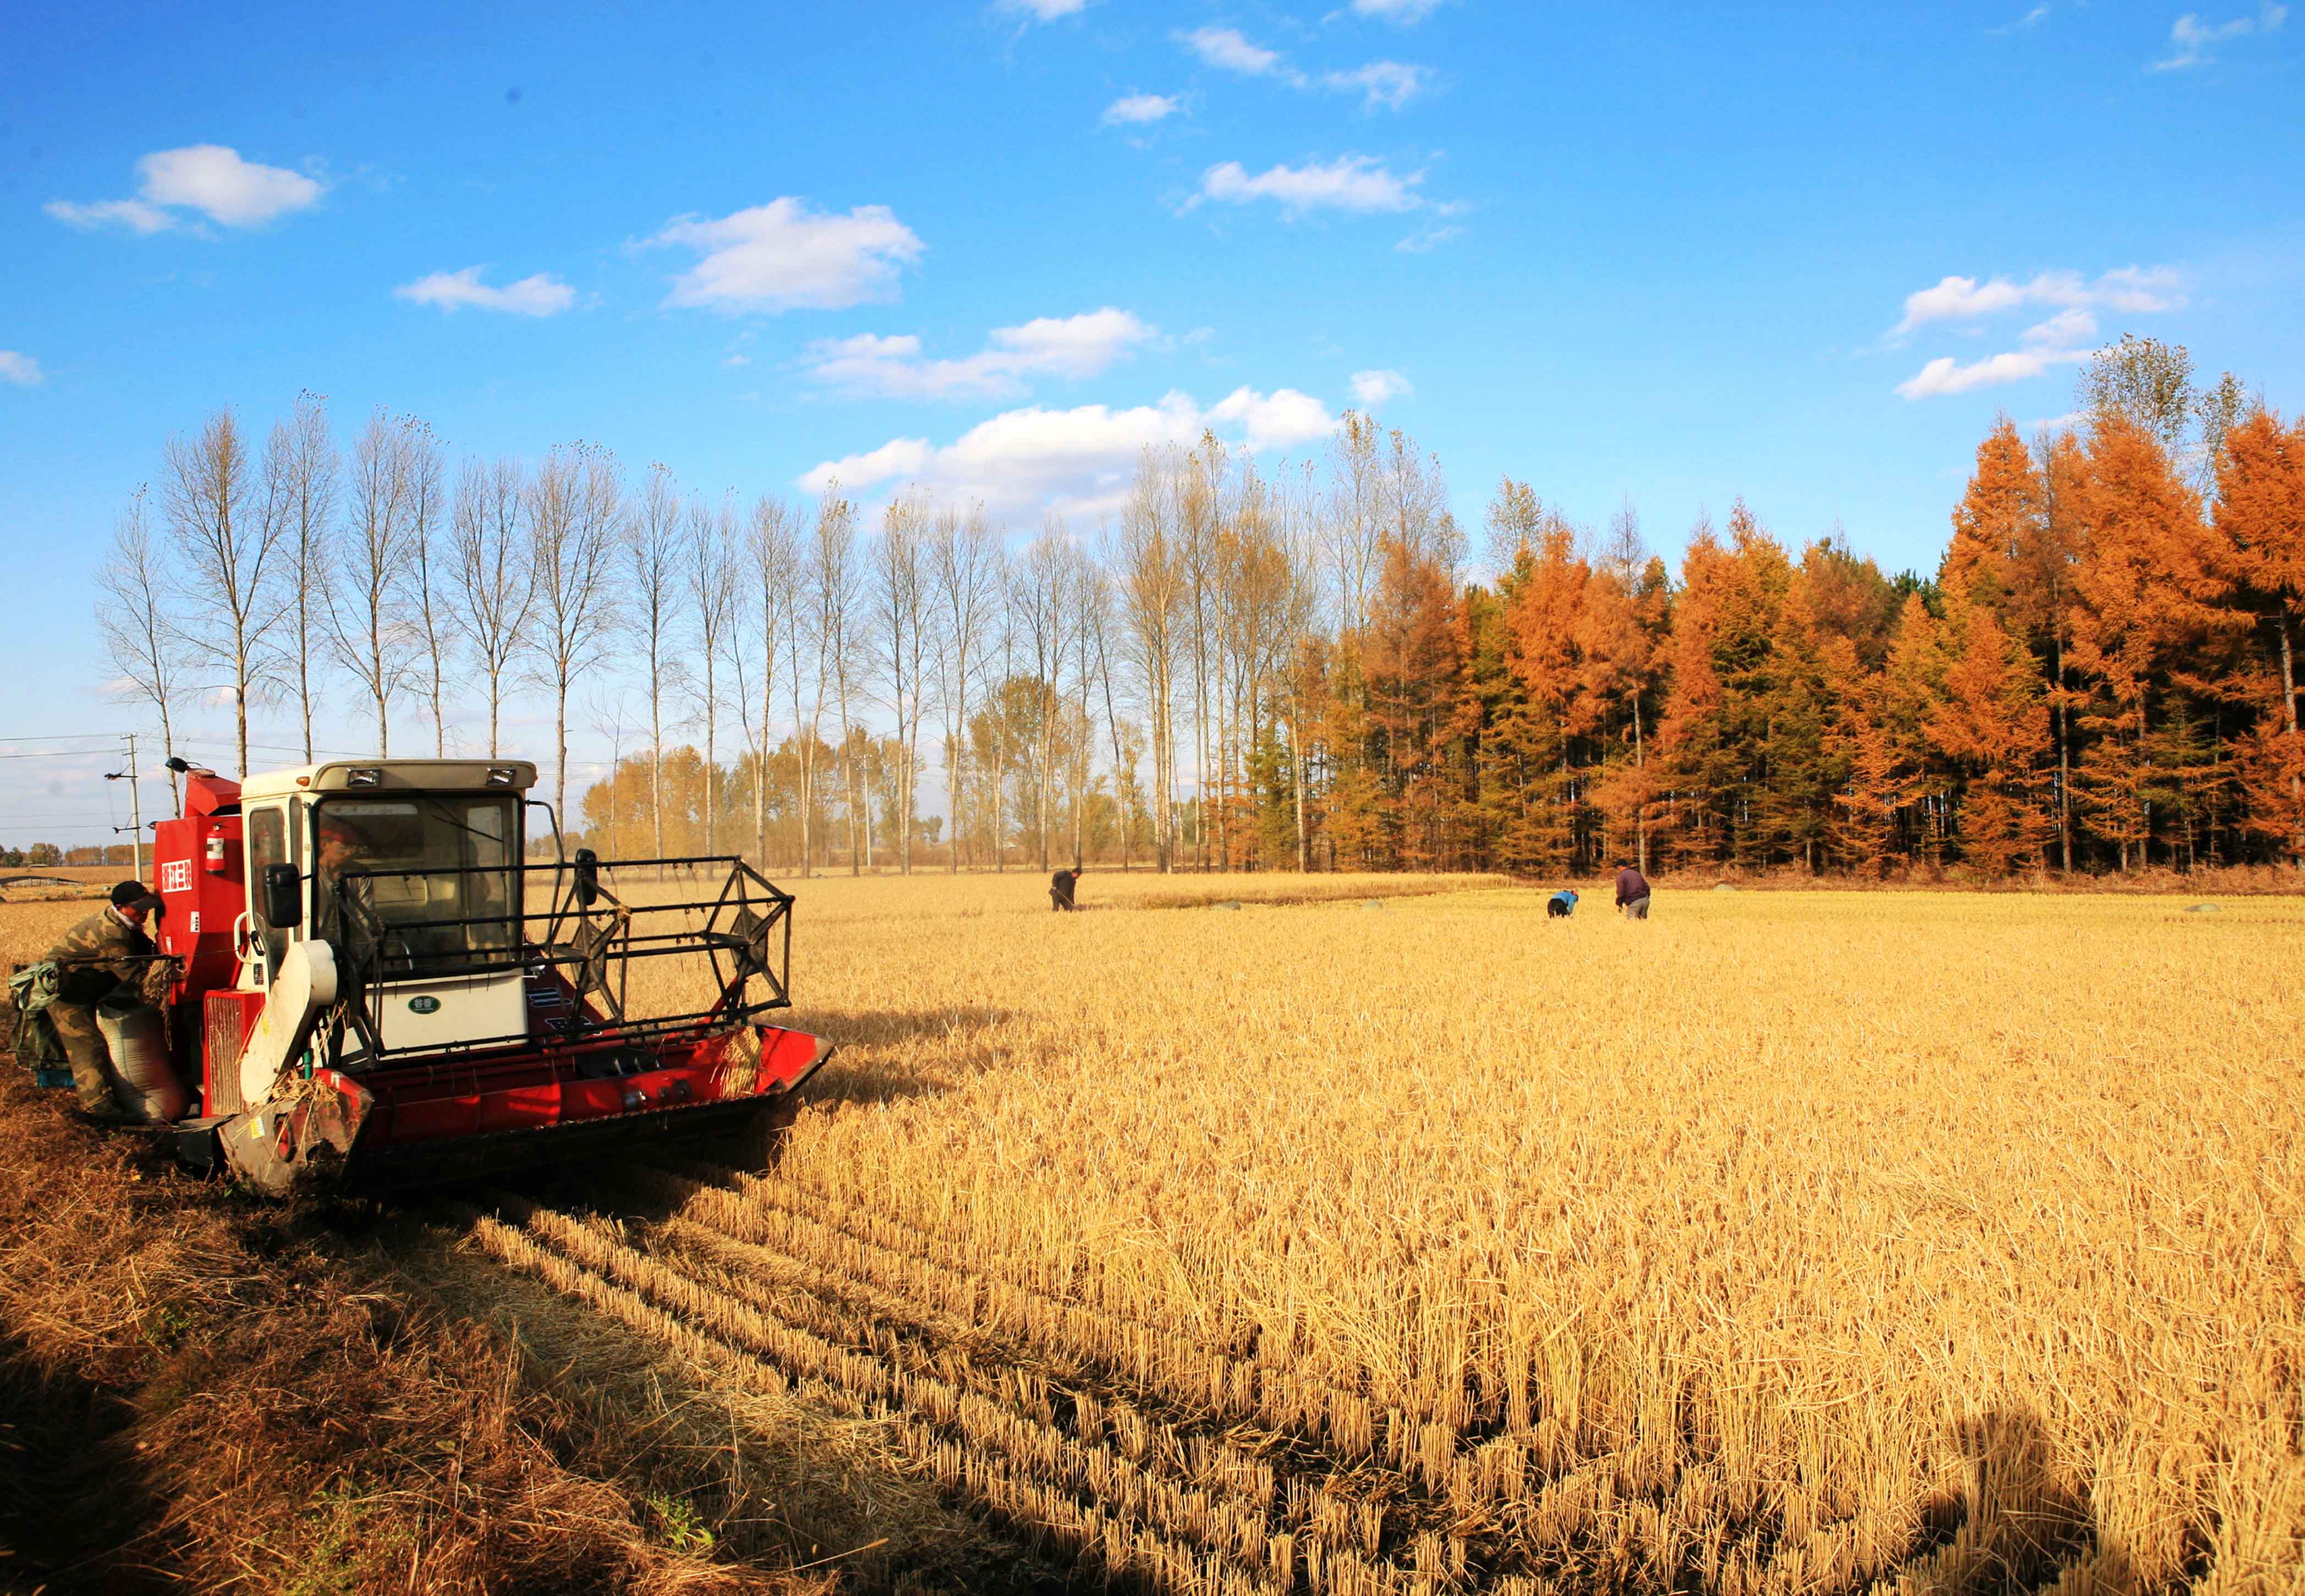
[8,871,2303,1593]
[475,869,2300,1595]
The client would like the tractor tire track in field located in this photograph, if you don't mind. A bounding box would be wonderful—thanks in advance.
[448,1159,1995,1596]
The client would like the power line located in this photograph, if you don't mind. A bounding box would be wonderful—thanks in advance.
[0,733,131,743]
[0,748,124,761]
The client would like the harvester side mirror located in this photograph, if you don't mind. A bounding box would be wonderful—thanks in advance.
[573,848,600,908]
[261,863,303,930]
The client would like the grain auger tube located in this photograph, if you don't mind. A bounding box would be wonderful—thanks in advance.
[120,759,829,1195]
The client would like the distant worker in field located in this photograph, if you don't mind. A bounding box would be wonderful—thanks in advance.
[1050,865,1083,912]
[1547,889,1578,918]
[41,881,169,1120]
[1614,859,1652,921]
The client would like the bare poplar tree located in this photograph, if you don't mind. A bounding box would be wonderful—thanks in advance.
[402,421,452,754]
[1322,412,1384,632]
[163,405,278,778]
[448,457,536,758]
[1083,543,1134,871]
[328,409,420,753]
[685,493,739,857]
[1014,523,1077,871]
[268,392,337,761]
[806,491,863,874]
[873,495,932,873]
[96,488,185,808]
[1118,447,1185,871]
[734,495,798,867]
[627,463,689,867]
[928,505,1000,871]
[528,443,623,824]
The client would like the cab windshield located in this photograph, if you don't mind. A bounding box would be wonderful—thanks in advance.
[313,796,520,972]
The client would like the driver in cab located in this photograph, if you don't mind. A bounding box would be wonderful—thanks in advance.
[312,815,370,943]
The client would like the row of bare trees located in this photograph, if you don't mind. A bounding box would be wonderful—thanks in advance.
[95,393,1513,874]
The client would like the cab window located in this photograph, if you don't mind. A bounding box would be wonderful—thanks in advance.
[314,796,519,972]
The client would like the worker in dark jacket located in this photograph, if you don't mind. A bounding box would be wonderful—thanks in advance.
[1614,860,1652,920]
[1050,866,1083,912]
[41,881,169,1118]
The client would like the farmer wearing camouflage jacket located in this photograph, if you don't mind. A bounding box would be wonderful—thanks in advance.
[41,881,170,1120]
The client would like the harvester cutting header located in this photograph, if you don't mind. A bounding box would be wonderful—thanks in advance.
[28,756,827,1194]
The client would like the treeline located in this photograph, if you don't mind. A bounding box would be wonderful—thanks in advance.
[101,337,2302,878]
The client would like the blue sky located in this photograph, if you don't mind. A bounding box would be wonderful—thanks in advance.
[3,0,2301,846]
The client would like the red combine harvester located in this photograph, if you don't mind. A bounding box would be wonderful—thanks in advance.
[143,757,827,1194]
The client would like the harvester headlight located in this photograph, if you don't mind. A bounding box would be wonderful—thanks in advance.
[347,767,382,788]
[485,766,517,786]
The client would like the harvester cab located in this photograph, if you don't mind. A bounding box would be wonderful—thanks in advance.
[139,759,827,1194]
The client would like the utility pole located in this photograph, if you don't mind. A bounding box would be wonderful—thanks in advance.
[105,733,145,877]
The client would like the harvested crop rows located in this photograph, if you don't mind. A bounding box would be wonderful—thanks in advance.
[453,876,2305,1594]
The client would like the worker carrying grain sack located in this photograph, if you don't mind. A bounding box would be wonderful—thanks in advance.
[1614,860,1651,921]
[1050,866,1083,912]
[40,881,172,1121]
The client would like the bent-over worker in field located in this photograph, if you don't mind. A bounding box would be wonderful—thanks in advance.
[1614,859,1652,921]
[1050,865,1083,912]
[41,881,170,1121]
[1547,888,1578,918]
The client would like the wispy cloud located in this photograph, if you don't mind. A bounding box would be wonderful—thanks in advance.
[1988,4,2050,34]
[800,308,1157,400]
[0,351,43,387]
[1179,25,1297,79]
[1896,307,2100,399]
[2152,1,2286,68]
[1191,155,1426,216]
[1177,27,1431,109]
[1394,223,1464,253]
[1322,61,1433,111]
[996,0,1089,20]
[46,144,323,233]
[1102,92,1182,126]
[801,386,1339,521]
[394,266,577,316]
[647,198,925,313]
[1887,265,2183,340]
[1352,0,1450,20]
[1350,368,1412,405]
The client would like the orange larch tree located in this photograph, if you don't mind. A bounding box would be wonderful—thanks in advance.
[2215,409,2305,864]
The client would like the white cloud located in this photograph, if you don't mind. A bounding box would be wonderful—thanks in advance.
[1352,0,1448,19]
[2154,1,2286,67]
[801,308,1157,401]
[1896,304,2099,399]
[43,198,175,233]
[45,144,322,233]
[800,386,1340,520]
[1177,28,1433,109]
[2020,305,2097,347]
[1180,25,1295,78]
[998,0,1087,17]
[648,198,925,313]
[1208,386,1336,451]
[0,351,42,387]
[1103,92,1182,125]
[1349,369,1411,406]
[1322,61,1432,109]
[1193,155,1424,216]
[393,266,577,316]
[1887,265,2183,338]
